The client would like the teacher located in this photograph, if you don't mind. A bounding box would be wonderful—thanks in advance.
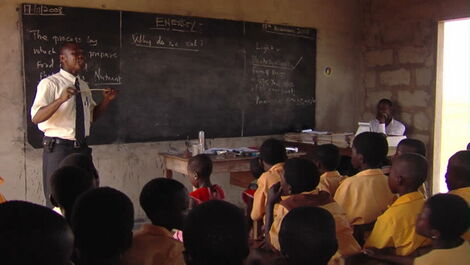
[31,42,117,207]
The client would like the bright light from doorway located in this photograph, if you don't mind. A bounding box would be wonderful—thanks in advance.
[434,18,470,193]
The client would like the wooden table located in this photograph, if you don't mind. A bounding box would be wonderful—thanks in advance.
[160,151,306,188]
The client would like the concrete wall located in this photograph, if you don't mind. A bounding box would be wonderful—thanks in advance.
[0,0,362,219]
[359,0,470,152]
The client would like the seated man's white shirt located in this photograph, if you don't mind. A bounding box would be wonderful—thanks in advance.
[369,118,405,135]
[31,69,96,140]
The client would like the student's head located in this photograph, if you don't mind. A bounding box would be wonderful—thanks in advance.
[183,200,249,265]
[60,42,85,75]
[416,194,469,241]
[394,138,426,159]
[0,200,74,265]
[259,138,287,170]
[140,178,189,230]
[187,154,213,188]
[376,98,393,120]
[388,153,427,194]
[467,142,470,150]
[312,144,340,173]
[445,150,470,190]
[281,158,320,195]
[50,166,95,222]
[71,187,134,261]
[59,152,100,186]
[279,207,338,265]
[250,157,265,179]
[351,132,388,169]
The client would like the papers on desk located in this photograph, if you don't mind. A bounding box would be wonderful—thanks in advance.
[204,147,259,156]
[285,132,354,148]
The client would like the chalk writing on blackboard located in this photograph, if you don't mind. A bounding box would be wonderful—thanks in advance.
[23,4,65,16]
[152,17,204,33]
[131,33,204,52]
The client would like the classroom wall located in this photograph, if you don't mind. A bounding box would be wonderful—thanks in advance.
[0,0,362,219]
[359,0,470,155]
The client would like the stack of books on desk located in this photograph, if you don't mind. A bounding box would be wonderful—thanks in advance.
[284,132,353,148]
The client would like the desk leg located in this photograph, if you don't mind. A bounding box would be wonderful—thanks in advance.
[165,169,173,179]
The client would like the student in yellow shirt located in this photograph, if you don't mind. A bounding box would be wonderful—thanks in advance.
[279,207,338,265]
[334,132,395,243]
[313,144,343,197]
[251,138,287,222]
[445,150,470,241]
[365,194,470,265]
[364,153,431,255]
[265,158,361,261]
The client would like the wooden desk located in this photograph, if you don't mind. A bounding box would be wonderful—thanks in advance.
[160,152,306,188]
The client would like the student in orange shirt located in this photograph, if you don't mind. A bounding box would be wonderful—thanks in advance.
[265,158,361,261]
[0,177,6,203]
[187,154,225,207]
[313,144,343,197]
[364,153,431,255]
[365,194,470,265]
[279,207,338,265]
[334,132,395,244]
[121,178,189,265]
[251,138,287,222]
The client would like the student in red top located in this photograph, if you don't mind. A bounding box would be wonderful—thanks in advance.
[187,154,225,207]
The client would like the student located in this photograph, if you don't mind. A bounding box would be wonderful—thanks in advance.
[183,200,249,265]
[334,132,394,244]
[279,207,338,265]
[364,153,431,255]
[50,165,96,223]
[242,157,264,205]
[394,138,426,158]
[121,178,189,265]
[445,150,470,241]
[369,98,406,136]
[71,187,134,265]
[187,154,225,207]
[251,138,287,222]
[265,158,360,261]
[312,144,343,197]
[0,177,6,203]
[365,194,470,265]
[59,152,100,187]
[0,200,74,265]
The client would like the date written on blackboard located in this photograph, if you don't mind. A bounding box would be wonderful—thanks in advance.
[131,33,204,52]
[23,4,64,16]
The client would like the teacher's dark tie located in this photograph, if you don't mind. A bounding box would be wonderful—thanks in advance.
[75,78,85,144]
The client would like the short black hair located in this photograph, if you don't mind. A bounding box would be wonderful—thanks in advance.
[426,194,469,240]
[183,200,249,265]
[283,158,320,194]
[259,138,287,165]
[0,201,73,265]
[250,158,264,179]
[393,153,428,190]
[60,42,81,55]
[72,187,134,259]
[188,154,213,179]
[279,207,338,265]
[397,138,426,156]
[448,150,470,186]
[378,98,393,107]
[353,132,388,168]
[50,166,94,222]
[140,178,188,225]
[59,153,99,181]
[312,144,340,171]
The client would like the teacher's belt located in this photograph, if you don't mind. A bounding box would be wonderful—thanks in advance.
[43,136,87,148]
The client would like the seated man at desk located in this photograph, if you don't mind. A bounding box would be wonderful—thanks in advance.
[370,98,406,136]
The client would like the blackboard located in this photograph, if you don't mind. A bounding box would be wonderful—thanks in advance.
[21,4,316,148]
